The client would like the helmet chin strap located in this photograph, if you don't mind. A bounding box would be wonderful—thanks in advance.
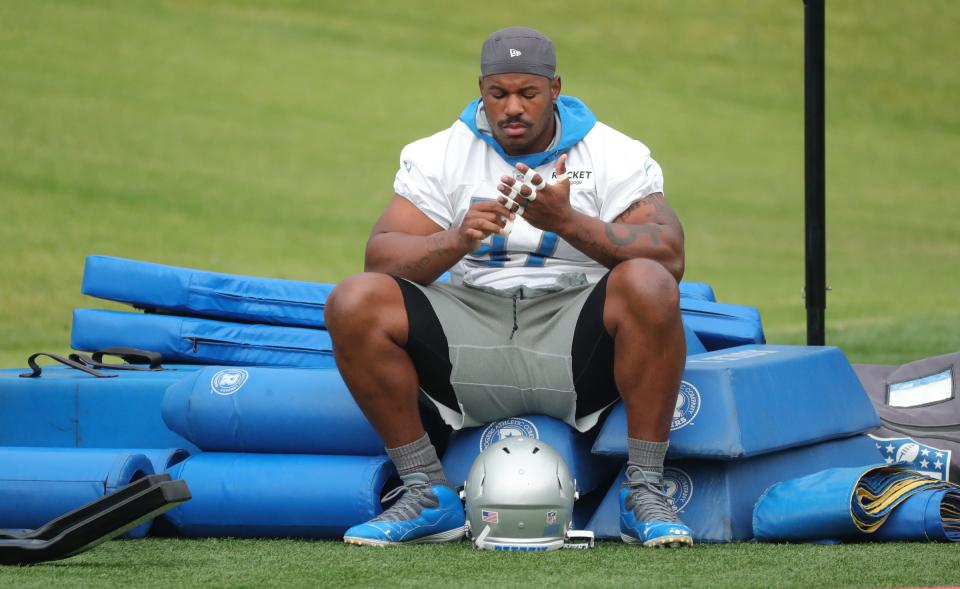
[473,524,493,550]
[562,529,596,550]
[473,524,595,551]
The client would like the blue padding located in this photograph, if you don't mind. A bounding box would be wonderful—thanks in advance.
[83,255,717,328]
[127,448,192,473]
[684,323,707,355]
[441,415,619,496]
[163,453,394,539]
[0,365,201,451]
[680,298,764,351]
[71,309,335,368]
[162,367,383,455]
[753,463,960,543]
[0,448,154,530]
[679,281,716,302]
[82,255,335,328]
[119,447,192,539]
[593,345,880,460]
[586,434,884,542]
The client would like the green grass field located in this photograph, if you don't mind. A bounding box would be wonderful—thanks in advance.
[1,1,958,587]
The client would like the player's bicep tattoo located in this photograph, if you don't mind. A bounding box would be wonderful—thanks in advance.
[604,223,661,246]
[612,192,674,225]
[593,191,681,253]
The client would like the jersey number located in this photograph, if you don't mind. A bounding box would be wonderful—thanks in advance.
[469,198,560,267]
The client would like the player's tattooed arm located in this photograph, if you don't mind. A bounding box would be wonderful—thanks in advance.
[365,195,514,284]
[558,192,685,280]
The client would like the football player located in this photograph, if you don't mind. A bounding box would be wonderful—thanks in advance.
[327,26,692,548]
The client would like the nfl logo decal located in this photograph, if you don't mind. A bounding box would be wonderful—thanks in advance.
[482,510,499,524]
[546,511,557,524]
[869,434,952,481]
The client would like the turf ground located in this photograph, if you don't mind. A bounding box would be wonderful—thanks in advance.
[0,1,958,587]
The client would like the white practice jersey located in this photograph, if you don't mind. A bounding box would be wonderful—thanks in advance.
[393,119,664,290]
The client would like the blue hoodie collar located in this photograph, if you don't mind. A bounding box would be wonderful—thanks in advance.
[458,95,596,169]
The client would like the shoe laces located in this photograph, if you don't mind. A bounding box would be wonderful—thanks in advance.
[372,477,439,522]
[623,466,681,523]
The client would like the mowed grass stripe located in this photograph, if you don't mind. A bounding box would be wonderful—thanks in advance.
[1,539,959,589]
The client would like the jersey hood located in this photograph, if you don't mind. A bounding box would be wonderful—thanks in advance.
[458,95,596,168]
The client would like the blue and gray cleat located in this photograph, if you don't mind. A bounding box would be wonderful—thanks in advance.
[343,473,465,546]
[619,466,694,548]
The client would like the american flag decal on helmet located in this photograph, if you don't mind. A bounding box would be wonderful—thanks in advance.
[481,510,499,524]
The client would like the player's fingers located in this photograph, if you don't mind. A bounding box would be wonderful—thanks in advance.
[499,196,529,215]
[530,171,546,190]
[464,228,484,241]
[556,153,567,175]
[551,153,569,185]
[468,210,508,227]
[497,175,525,197]
[472,200,516,218]
[470,218,507,235]
[514,165,544,190]
[497,182,531,199]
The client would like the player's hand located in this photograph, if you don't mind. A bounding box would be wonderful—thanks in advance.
[496,153,573,234]
[458,200,515,250]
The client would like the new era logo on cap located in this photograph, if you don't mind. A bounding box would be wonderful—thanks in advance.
[481,27,556,78]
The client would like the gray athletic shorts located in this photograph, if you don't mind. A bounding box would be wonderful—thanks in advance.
[394,273,619,433]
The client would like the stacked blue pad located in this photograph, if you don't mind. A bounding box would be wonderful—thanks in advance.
[71,310,705,370]
[0,363,201,451]
[80,255,746,352]
[163,453,395,539]
[71,309,335,368]
[592,345,880,460]
[81,255,335,328]
[753,463,960,542]
[678,298,764,350]
[162,366,384,455]
[586,435,885,542]
[80,255,719,329]
[442,415,620,497]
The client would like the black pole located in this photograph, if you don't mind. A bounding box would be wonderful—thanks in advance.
[804,0,826,345]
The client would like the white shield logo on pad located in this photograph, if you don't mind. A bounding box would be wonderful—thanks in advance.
[211,368,249,396]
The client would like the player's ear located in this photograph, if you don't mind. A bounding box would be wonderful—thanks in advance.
[478,76,484,93]
[551,76,561,103]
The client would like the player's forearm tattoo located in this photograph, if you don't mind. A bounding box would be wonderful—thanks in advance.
[426,233,457,254]
[392,233,459,276]
[572,224,618,262]
[392,255,431,275]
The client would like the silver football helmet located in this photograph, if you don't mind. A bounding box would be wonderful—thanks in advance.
[463,436,593,551]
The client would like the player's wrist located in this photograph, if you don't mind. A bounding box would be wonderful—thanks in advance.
[552,207,583,240]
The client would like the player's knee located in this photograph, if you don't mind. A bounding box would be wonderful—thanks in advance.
[326,273,399,337]
[607,259,680,322]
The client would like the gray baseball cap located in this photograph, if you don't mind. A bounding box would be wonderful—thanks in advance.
[480,26,556,79]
